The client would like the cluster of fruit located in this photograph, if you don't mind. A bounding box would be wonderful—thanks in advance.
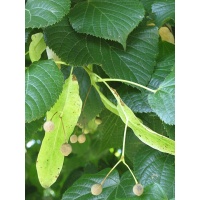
[43,117,143,196]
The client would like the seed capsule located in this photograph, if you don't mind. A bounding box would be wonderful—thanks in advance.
[91,183,102,196]
[43,121,55,132]
[60,143,72,156]
[78,134,86,143]
[70,135,78,143]
[133,183,144,196]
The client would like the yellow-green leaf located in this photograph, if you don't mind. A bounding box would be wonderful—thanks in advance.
[29,33,46,62]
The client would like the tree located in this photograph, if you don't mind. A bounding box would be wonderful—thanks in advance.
[25,0,175,199]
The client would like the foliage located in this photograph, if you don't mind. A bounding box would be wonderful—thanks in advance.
[25,0,175,199]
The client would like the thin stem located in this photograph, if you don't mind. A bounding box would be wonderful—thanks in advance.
[100,159,122,186]
[25,51,29,55]
[123,161,138,184]
[60,116,67,142]
[50,111,58,121]
[55,61,70,66]
[82,85,91,112]
[97,78,156,93]
[70,66,74,75]
[122,118,129,157]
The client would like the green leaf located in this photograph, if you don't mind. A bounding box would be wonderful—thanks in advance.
[157,41,175,60]
[148,70,175,125]
[140,0,155,13]
[152,0,175,27]
[136,183,168,200]
[62,168,168,200]
[29,33,46,62]
[134,146,175,199]
[93,109,145,160]
[36,74,82,188]
[116,85,152,113]
[25,28,31,43]
[163,123,175,140]
[68,0,145,49]
[25,0,71,28]
[44,17,159,86]
[25,117,44,135]
[62,169,119,200]
[98,109,125,151]
[25,60,64,123]
[136,113,167,135]
[148,42,175,90]
[89,74,119,116]
[74,68,104,123]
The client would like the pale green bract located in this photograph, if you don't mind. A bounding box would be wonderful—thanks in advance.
[111,88,175,155]
[36,74,82,188]
[88,71,175,155]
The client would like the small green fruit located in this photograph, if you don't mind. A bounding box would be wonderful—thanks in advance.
[95,117,102,125]
[83,128,89,134]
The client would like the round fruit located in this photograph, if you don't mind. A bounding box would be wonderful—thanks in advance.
[70,135,78,143]
[60,143,72,156]
[95,117,102,125]
[43,121,55,132]
[91,183,102,196]
[78,134,86,143]
[133,183,144,196]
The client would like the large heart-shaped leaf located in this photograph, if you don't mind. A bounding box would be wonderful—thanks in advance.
[44,17,159,86]
[148,70,175,125]
[25,0,71,28]
[152,0,175,27]
[36,74,82,188]
[69,0,145,49]
[25,60,64,123]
